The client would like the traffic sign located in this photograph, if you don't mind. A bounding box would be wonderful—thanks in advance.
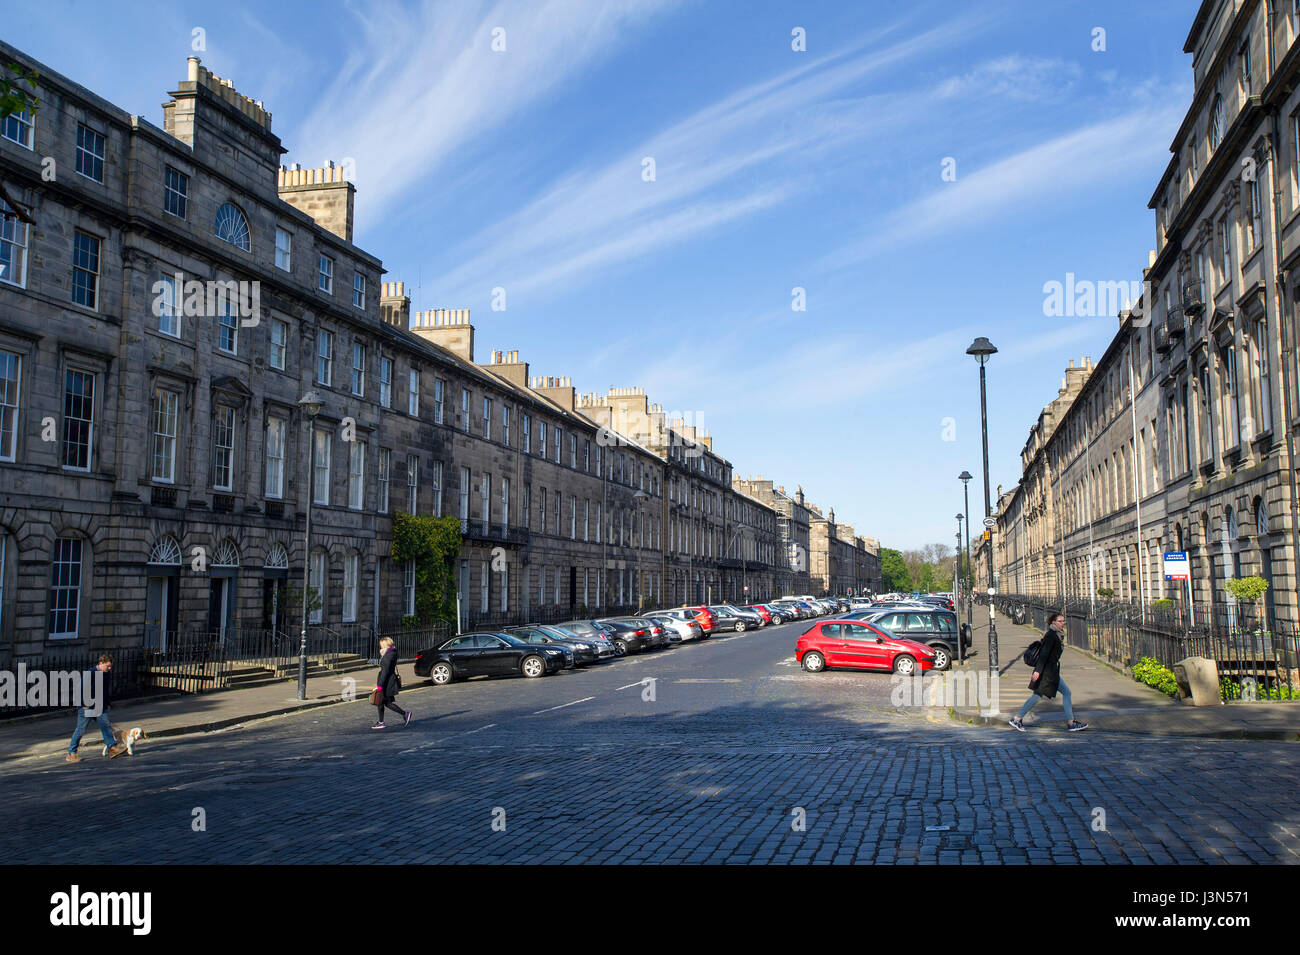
[982,518,996,529]
[1163,551,1189,581]
[982,529,991,541]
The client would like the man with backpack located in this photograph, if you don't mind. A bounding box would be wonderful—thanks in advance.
[1008,612,1087,732]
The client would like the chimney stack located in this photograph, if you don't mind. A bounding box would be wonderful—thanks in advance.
[380,281,410,331]
[411,308,475,362]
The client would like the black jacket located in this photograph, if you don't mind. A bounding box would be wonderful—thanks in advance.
[82,668,111,712]
[1028,626,1063,699]
[376,648,401,700]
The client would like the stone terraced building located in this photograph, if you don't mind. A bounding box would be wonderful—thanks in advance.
[0,43,882,662]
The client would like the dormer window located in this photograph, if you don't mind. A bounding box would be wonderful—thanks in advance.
[215,202,251,251]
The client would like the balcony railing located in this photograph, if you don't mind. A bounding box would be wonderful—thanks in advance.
[461,523,531,546]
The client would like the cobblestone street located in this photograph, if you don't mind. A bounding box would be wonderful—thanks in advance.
[7,624,1298,864]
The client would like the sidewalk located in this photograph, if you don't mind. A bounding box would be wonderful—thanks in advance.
[943,611,1300,740]
[0,662,421,763]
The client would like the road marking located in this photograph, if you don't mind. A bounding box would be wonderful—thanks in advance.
[615,681,647,691]
[532,697,595,714]
[675,678,741,684]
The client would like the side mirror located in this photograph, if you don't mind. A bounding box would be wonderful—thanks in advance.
[875,636,885,644]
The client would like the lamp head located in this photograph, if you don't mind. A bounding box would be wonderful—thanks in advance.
[298,391,324,418]
[966,337,997,366]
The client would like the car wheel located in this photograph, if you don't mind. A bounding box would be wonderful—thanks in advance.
[430,662,453,686]
[521,655,546,678]
[774,615,784,625]
[893,654,917,676]
[802,651,826,673]
[613,639,628,657]
[735,620,747,632]
[931,647,951,671]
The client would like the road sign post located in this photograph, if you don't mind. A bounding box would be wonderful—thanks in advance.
[1163,551,1192,629]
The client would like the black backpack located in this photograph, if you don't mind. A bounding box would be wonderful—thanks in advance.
[1023,640,1042,668]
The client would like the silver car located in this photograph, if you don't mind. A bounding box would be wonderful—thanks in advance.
[645,613,702,642]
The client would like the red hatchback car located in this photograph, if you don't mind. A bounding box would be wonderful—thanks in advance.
[682,606,716,634]
[796,619,936,676]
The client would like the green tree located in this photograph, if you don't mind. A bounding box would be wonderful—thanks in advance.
[1,63,40,224]
[391,512,463,627]
[1225,575,1268,605]
[880,548,911,592]
[917,564,937,592]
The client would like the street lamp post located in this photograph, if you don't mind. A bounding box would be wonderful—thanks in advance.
[633,489,649,610]
[959,470,973,637]
[966,337,998,673]
[296,390,323,701]
[955,513,965,663]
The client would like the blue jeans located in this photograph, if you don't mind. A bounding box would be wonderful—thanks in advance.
[68,707,115,753]
[1017,679,1073,721]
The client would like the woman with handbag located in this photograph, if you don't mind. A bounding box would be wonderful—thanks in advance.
[371,636,411,730]
[1008,612,1087,732]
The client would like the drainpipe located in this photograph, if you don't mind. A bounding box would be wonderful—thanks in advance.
[1128,327,1147,622]
[1266,4,1300,625]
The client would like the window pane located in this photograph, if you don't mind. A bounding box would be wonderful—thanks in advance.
[61,369,94,469]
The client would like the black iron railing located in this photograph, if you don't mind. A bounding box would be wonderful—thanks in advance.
[992,592,1298,702]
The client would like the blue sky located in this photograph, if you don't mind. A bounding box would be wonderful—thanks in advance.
[8,0,1196,552]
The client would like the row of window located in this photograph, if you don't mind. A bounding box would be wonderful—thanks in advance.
[0,98,368,304]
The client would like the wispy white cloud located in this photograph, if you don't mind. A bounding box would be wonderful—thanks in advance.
[936,55,1083,102]
[424,15,982,304]
[821,101,1185,269]
[289,0,680,224]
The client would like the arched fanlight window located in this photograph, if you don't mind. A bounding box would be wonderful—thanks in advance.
[264,542,289,569]
[213,538,240,567]
[148,535,182,565]
[215,202,251,251]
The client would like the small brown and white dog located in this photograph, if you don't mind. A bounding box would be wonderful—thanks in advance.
[102,726,146,756]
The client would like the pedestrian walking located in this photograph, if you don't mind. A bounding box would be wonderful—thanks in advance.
[371,636,411,730]
[1008,612,1088,732]
[66,655,127,762]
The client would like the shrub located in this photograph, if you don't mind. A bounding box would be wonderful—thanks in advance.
[1131,656,1180,698]
[391,512,463,627]
[1225,575,1269,605]
[1097,587,1115,598]
[1152,598,1174,611]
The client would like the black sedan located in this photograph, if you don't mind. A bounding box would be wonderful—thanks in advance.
[594,617,666,655]
[414,631,569,684]
[506,625,601,666]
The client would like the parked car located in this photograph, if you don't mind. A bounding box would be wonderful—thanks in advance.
[795,620,936,676]
[646,607,715,637]
[717,604,764,628]
[505,625,602,666]
[754,604,789,624]
[746,604,774,625]
[596,617,667,654]
[860,609,969,670]
[644,613,703,642]
[680,606,717,634]
[414,631,569,684]
[708,605,752,632]
[536,623,618,660]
